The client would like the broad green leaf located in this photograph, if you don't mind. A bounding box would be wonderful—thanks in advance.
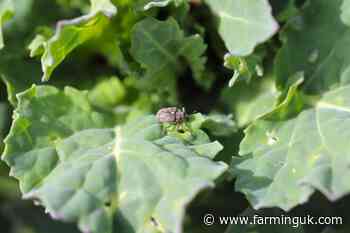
[276,0,350,94]
[3,85,115,192]
[232,84,350,211]
[205,0,278,56]
[0,0,14,49]
[2,85,227,233]
[30,0,117,81]
[130,17,207,91]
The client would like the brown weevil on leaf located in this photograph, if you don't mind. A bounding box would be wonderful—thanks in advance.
[156,107,187,124]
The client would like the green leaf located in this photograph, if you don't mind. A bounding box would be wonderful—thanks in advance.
[224,52,265,87]
[30,0,117,81]
[276,0,350,94]
[130,17,207,91]
[205,0,278,56]
[0,0,14,50]
[221,75,279,128]
[2,85,227,233]
[232,84,350,211]
[88,76,126,110]
[28,34,48,58]
[201,113,237,137]
[28,27,53,58]
[341,0,350,25]
[182,35,208,89]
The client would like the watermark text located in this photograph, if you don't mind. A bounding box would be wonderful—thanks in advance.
[203,213,343,228]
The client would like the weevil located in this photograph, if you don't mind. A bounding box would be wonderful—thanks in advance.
[156,107,187,124]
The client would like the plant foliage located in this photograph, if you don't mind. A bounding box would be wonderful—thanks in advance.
[0,0,350,233]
